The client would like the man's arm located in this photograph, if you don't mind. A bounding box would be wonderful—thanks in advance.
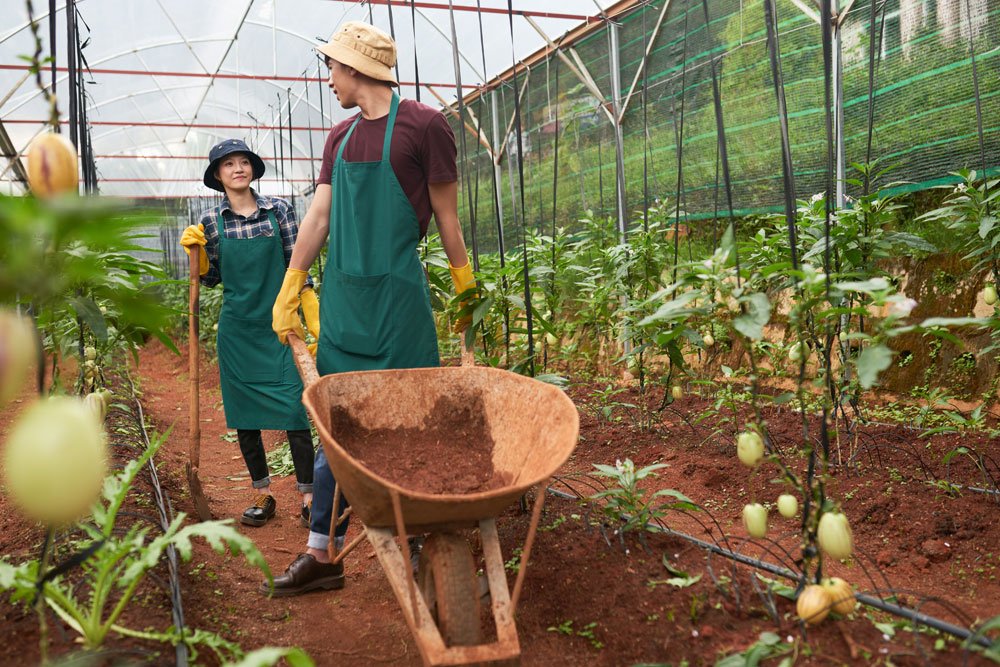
[288,183,333,271]
[272,183,332,345]
[428,180,470,267]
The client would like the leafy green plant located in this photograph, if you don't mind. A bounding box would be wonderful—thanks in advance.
[546,620,604,650]
[714,632,793,667]
[591,459,699,537]
[0,432,272,662]
[0,194,177,393]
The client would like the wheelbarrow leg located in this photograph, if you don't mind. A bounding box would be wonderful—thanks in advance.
[478,518,519,649]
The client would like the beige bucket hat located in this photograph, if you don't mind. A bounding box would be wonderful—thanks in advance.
[317,21,398,87]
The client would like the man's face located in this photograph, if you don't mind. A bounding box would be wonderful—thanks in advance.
[215,153,252,192]
[326,58,357,109]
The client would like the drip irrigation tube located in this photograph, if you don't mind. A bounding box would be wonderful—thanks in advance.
[544,486,994,649]
[125,370,189,667]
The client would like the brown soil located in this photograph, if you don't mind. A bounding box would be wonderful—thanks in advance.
[0,340,998,666]
[329,393,507,495]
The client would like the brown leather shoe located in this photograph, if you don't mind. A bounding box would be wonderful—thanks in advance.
[261,554,344,598]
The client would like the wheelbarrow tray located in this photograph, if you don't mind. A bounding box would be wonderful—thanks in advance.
[301,365,579,532]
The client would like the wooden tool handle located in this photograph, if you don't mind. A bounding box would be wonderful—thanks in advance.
[188,248,201,469]
[288,332,320,389]
[460,331,475,368]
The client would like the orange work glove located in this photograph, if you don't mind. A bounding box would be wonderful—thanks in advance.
[300,287,320,357]
[272,269,307,344]
[180,224,208,276]
[449,261,478,333]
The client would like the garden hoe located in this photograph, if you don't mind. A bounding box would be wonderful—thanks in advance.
[187,248,212,521]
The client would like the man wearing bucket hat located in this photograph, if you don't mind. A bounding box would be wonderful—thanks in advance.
[264,21,476,597]
[179,139,318,529]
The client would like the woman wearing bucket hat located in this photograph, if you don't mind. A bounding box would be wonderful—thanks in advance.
[265,21,476,597]
[179,139,318,529]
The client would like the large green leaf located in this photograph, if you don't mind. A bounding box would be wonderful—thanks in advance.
[225,647,315,667]
[733,292,771,340]
[854,344,893,389]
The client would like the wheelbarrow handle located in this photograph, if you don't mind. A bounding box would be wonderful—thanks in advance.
[287,332,320,389]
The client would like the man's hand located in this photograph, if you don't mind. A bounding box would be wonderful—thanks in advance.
[300,287,320,356]
[272,269,308,344]
[449,261,478,333]
[180,224,208,276]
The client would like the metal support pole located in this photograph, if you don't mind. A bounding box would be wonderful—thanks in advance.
[491,90,506,255]
[608,21,631,356]
[608,21,628,244]
[65,0,78,146]
[833,0,846,209]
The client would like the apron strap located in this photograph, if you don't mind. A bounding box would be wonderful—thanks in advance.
[334,93,401,164]
[266,208,279,236]
[336,116,363,163]
[382,93,400,162]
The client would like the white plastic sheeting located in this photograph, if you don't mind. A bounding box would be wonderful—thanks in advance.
[0,0,615,197]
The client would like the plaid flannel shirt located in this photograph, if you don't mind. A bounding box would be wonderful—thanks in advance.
[197,189,313,289]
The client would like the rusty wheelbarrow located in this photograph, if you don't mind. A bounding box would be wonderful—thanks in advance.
[286,334,578,666]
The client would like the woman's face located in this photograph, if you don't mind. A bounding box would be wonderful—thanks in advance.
[215,153,253,192]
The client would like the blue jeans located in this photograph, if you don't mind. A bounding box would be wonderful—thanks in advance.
[307,445,351,550]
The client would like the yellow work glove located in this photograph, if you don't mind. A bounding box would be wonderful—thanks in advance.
[300,287,320,357]
[449,260,478,333]
[272,269,308,345]
[180,223,209,276]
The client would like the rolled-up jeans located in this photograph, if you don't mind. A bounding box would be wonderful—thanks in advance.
[307,444,351,550]
[237,429,314,493]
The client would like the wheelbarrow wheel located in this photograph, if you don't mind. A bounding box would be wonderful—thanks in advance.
[417,533,481,647]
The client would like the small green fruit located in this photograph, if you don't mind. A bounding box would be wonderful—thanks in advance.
[702,333,715,347]
[671,385,683,400]
[0,311,38,406]
[984,285,998,306]
[742,503,768,538]
[736,431,765,467]
[817,510,854,561]
[777,493,799,518]
[3,396,107,524]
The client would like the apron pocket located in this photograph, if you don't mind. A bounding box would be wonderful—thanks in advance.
[218,317,284,383]
[328,268,393,359]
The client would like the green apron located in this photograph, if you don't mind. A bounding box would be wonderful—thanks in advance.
[317,93,439,375]
[217,209,309,430]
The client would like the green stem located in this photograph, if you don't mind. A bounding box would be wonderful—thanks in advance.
[35,527,54,664]
[98,568,147,645]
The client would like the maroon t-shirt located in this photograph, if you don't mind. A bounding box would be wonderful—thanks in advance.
[317,98,457,238]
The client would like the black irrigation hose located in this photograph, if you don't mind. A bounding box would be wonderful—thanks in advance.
[543,486,993,649]
[551,56,560,274]
[671,7,689,282]
[863,0,886,195]
[640,3,649,233]
[699,0,739,285]
[409,0,420,103]
[385,0,400,86]
[762,0,798,272]
[506,0,534,376]
[124,369,189,667]
[447,0,478,268]
[286,88,295,207]
[963,0,988,199]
